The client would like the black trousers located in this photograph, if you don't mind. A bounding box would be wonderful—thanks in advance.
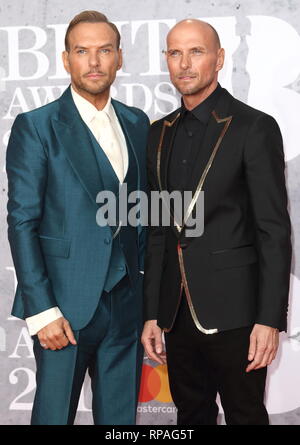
[164,296,269,425]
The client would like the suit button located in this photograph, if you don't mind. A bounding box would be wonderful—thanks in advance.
[117,266,125,271]
[104,238,111,245]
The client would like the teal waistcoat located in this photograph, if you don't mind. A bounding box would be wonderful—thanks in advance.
[89,124,138,292]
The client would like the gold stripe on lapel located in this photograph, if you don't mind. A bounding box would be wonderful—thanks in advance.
[180,112,233,232]
[156,113,181,192]
[155,109,233,334]
[212,110,232,123]
[156,110,233,233]
[155,107,233,334]
[177,242,218,334]
[177,111,232,334]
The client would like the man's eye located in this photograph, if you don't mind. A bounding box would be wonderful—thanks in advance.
[77,49,86,54]
[100,48,111,54]
[191,49,202,55]
[169,50,181,57]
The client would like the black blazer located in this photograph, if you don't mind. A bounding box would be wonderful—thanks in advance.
[143,88,291,333]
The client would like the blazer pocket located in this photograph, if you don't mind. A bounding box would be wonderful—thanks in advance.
[38,235,71,258]
[211,245,257,270]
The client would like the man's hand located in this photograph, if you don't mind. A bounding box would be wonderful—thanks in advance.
[37,317,77,351]
[141,320,166,365]
[246,323,279,372]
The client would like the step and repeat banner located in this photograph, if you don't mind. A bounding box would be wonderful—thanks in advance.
[0,0,299,425]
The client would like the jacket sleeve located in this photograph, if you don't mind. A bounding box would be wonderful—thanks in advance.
[244,113,292,331]
[26,307,63,336]
[6,113,57,318]
[143,123,167,321]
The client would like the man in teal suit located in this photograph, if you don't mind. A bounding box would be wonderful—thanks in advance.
[6,11,149,425]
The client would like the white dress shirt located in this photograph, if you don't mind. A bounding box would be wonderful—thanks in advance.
[26,88,129,336]
[71,87,128,181]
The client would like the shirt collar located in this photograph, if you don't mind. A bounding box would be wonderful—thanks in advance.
[181,83,222,125]
[71,86,113,125]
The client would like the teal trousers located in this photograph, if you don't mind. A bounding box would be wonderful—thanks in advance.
[31,276,143,425]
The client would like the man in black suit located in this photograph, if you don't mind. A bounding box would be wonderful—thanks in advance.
[141,19,291,425]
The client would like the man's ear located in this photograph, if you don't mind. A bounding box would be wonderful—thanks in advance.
[216,48,225,72]
[117,48,123,71]
[62,51,70,74]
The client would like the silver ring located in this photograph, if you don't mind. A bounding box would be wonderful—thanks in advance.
[40,343,47,348]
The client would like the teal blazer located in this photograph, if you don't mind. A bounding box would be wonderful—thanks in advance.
[6,86,150,330]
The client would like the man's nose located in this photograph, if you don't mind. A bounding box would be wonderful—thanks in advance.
[180,52,192,70]
[89,52,100,67]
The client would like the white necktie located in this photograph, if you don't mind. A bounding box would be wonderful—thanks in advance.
[91,110,124,183]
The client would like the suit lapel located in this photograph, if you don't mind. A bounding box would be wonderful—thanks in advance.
[187,89,233,195]
[51,86,104,206]
[155,111,181,237]
[157,111,181,192]
[156,89,234,237]
[112,99,140,188]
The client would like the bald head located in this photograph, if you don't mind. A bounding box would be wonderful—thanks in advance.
[165,18,224,109]
[167,19,221,51]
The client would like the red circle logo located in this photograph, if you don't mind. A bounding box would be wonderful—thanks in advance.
[138,364,173,403]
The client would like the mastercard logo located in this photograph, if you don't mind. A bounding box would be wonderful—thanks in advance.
[138,364,173,403]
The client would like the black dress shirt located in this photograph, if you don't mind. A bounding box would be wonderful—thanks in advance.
[168,84,222,194]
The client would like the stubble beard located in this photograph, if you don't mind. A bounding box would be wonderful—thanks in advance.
[176,84,202,96]
[173,76,216,97]
[172,75,203,97]
[75,75,114,97]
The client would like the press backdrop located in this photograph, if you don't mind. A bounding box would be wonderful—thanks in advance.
[0,0,299,425]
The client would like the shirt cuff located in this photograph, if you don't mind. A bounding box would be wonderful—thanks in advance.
[139,271,144,274]
[26,307,63,336]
